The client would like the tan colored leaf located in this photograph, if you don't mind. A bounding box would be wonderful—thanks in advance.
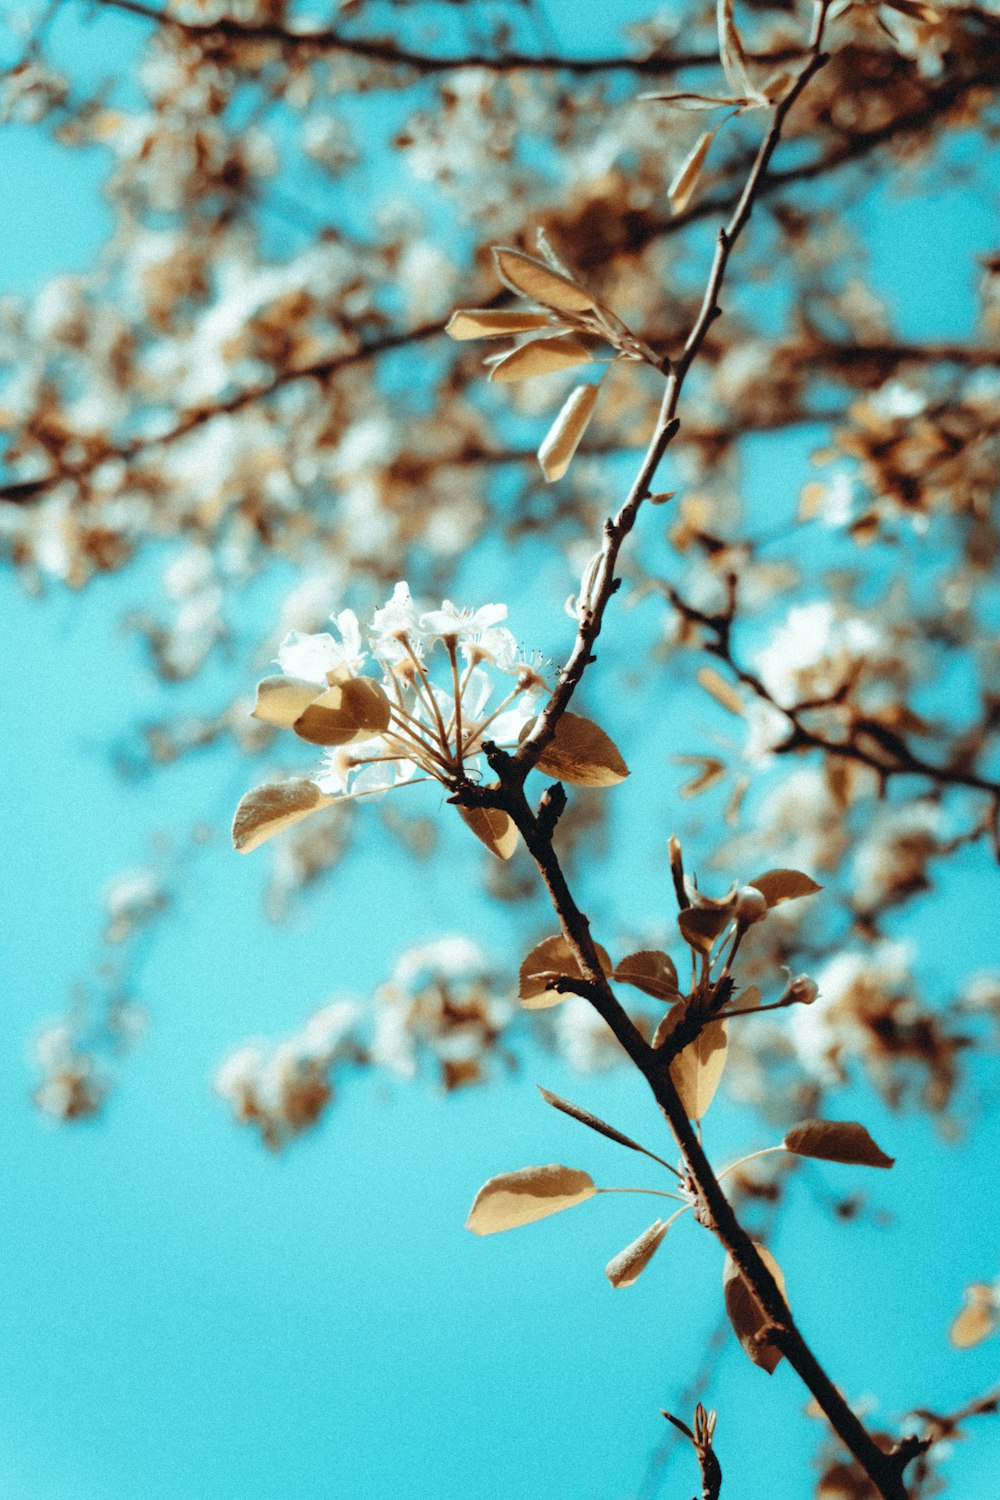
[488,335,593,383]
[612,950,680,1003]
[492,247,596,314]
[950,1286,998,1349]
[697,666,744,716]
[640,90,747,109]
[538,382,601,482]
[669,130,714,215]
[250,674,322,728]
[783,1119,895,1169]
[717,0,756,97]
[232,778,334,855]
[293,677,392,746]
[519,934,612,1008]
[748,868,822,908]
[457,804,519,860]
[465,1164,596,1235]
[669,1020,728,1120]
[521,712,629,787]
[606,1219,670,1288]
[538,1087,655,1157]
[678,903,733,953]
[445,308,553,341]
[676,755,727,799]
[723,1244,787,1374]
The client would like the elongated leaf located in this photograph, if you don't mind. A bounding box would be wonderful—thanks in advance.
[612,951,680,1003]
[669,1020,728,1120]
[445,308,553,341]
[669,130,714,215]
[457,804,519,860]
[492,247,596,314]
[521,712,629,787]
[538,1087,655,1157]
[232,778,334,854]
[697,666,744,717]
[465,1164,596,1235]
[640,90,747,109]
[783,1119,895,1169]
[723,1244,787,1373]
[251,674,322,728]
[749,868,822,908]
[538,382,600,482]
[519,934,612,1007]
[606,1220,670,1288]
[488,335,592,383]
[717,0,756,97]
[293,677,391,746]
[950,1286,998,1349]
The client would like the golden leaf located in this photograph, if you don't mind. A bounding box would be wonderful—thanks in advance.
[457,804,519,860]
[492,247,596,314]
[669,1020,728,1121]
[232,778,334,854]
[677,903,733,953]
[783,1119,895,1169]
[488,335,593,383]
[606,1219,670,1288]
[748,868,822,908]
[668,130,715,215]
[251,674,322,728]
[717,0,756,98]
[519,934,612,1008]
[538,382,601,482]
[522,712,629,787]
[465,1164,596,1235]
[950,1286,998,1349]
[292,677,392,746]
[723,1243,787,1374]
[612,950,680,1003]
[445,308,553,340]
[696,666,745,717]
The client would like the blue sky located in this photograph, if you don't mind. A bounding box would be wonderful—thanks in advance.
[4,2,1000,1498]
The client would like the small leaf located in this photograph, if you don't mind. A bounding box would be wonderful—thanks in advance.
[697,666,744,717]
[717,0,757,97]
[538,382,601,482]
[232,778,334,854]
[613,951,680,1003]
[783,1120,895,1170]
[293,677,392,746]
[465,1164,596,1235]
[606,1220,670,1288]
[251,675,322,728]
[492,247,596,314]
[446,308,553,341]
[678,904,733,953]
[669,130,714,215]
[676,755,727,799]
[538,1087,655,1157]
[519,934,612,1008]
[669,1020,728,1121]
[522,712,629,787]
[641,90,748,109]
[950,1286,998,1349]
[723,1244,787,1374]
[749,868,822,908]
[488,335,593,383]
[457,804,519,860]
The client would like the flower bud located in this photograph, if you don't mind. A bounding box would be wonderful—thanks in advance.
[787,973,819,1005]
[734,885,768,927]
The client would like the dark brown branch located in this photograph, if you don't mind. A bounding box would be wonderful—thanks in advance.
[95,0,803,77]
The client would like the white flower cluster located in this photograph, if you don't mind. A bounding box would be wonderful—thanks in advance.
[269,581,547,801]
